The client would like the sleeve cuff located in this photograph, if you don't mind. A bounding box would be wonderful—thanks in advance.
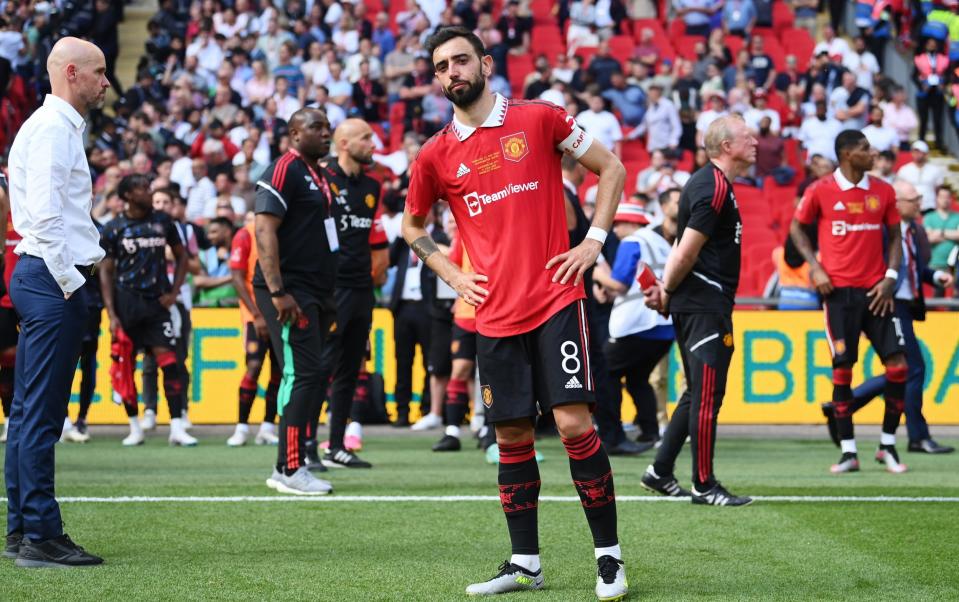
[58,267,87,295]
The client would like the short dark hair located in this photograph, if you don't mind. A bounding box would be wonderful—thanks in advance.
[425,26,486,69]
[834,129,867,162]
[117,174,152,201]
[659,187,681,206]
[878,150,896,162]
[209,216,235,231]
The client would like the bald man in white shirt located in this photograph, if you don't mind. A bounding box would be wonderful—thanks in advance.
[4,37,108,568]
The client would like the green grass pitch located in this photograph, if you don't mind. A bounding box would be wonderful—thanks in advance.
[1,432,958,601]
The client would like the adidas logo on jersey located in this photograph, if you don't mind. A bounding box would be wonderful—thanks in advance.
[833,201,845,211]
[456,163,471,178]
[565,375,583,389]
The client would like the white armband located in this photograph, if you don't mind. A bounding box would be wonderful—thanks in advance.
[885,269,899,280]
[558,126,593,159]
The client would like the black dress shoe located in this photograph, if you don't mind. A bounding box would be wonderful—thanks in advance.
[908,439,955,454]
[432,434,462,451]
[15,534,103,568]
[4,532,21,559]
[821,402,840,448]
[607,439,655,456]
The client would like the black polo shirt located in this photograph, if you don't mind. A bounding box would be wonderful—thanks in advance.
[322,160,388,289]
[253,150,338,294]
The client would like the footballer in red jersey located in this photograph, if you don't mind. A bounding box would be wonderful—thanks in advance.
[402,27,628,600]
[791,130,909,475]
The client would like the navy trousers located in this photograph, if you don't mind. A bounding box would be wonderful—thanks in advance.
[851,301,929,442]
[5,256,89,540]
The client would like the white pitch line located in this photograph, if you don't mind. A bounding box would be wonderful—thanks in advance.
[2,495,958,504]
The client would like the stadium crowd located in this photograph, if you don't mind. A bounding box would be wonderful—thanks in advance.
[0,0,955,460]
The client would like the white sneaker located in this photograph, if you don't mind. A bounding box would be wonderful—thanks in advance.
[169,418,198,446]
[122,429,145,446]
[0,421,7,443]
[465,561,544,595]
[227,424,249,447]
[265,467,283,490]
[62,427,90,443]
[410,413,442,431]
[255,422,279,445]
[140,409,157,431]
[181,413,193,430]
[59,417,73,442]
[595,556,628,601]
[274,466,333,496]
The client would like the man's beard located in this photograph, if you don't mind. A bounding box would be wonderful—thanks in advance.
[351,150,374,165]
[443,74,486,108]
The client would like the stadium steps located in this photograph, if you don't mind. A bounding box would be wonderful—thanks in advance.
[115,0,158,95]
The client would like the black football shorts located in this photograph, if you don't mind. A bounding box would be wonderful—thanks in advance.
[823,287,905,367]
[477,299,596,424]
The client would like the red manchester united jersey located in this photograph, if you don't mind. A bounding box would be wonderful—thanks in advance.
[795,169,899,288]
[406,93,595,337]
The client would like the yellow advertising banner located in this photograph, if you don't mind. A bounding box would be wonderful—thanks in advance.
[19,308,958,425]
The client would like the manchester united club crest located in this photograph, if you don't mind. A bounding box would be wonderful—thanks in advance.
[365,193,376,209]
[481,385,494,408]
[865,195,881,213]
[500,132,529,162]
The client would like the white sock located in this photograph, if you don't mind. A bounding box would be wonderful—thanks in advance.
[510,554,540,572]
[259,421,275,434]
[128,417,142,435]
[646,465,660,478]
[170,417,183,434]
[840,439,857,454]
[445,425,461,438]
[235,423,249,434]
[595,544,622,560]
[880,432,896,446]
[345,421,362,438]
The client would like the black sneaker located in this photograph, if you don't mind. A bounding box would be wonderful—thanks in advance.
[4,532,21,559]
[606,438,654,456]
[432,434,462,452]
[691,483,753,507]
[477,426,496,451]
[821,402,840,448]
[304,440,328,472]
[640,466,691,497]
[392,413,411,428]
[322,447,372,468]
[15,534,104,568]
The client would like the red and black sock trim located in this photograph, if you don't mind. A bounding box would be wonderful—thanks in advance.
[561,428,602,461]
[500,439,536,464]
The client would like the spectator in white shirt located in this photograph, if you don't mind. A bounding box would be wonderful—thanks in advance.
[186,30,226,81]
[272,76,302,122]
[185,157,218,221]
[813,25,852,64]
[696,91,728,147]
[829,70,869,130]
[743,88,781,135]
[798,100,843,162]
[576,92,623,157]
[843,36,879,91]
[631,83,681,152]
[862,106,898,152]
[897,140,945,212]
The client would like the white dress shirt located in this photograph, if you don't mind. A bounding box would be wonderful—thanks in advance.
[897,161,945,212]
[8,94,105,294]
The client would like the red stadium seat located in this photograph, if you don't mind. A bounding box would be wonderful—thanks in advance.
[507,54,535,96]
[532,24,564,46]
[778,27,815,71]
[894,152,913,171]
[772,2,796,34]
[725,35,744,59]
[530,0,555,24]
[674,35,706,60]
[668,19,686,39]
[608,35,635,65]
[620,140,649,163]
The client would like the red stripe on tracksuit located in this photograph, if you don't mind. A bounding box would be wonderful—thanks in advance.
[711,169,728,212]
[579,301,594,391]
[562,428,601,460]
[272,152,294,192]
[287,425,299,469]
[698,365,715,484]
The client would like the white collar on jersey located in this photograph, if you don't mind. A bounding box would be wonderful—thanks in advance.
[450,93,509,142]
[833,167,871,191]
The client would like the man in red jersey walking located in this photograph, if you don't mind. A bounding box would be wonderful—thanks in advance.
[402,27,628,601]
[790,129,909,474]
